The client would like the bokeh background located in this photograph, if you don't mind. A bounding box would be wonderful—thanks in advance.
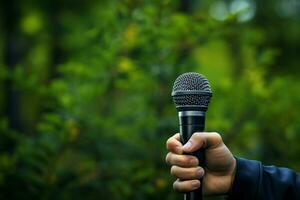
[1,0,300,199]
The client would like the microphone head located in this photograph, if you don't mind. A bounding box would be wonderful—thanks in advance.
[172,72,212,111]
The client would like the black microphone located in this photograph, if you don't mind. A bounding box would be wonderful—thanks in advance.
[171,72,213,200]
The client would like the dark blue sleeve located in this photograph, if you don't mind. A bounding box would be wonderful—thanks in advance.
[228,157,300,200]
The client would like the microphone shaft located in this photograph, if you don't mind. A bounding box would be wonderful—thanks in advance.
[179,113,205,200]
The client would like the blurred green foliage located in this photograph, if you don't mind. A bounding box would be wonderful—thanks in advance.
[0,0,300,199]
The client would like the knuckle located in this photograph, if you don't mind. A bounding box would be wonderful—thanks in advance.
[166,138,172,149]
[212,132,223,145]
[212,132,222,140]
[165,152,172,164]
[170,166,178,176]
[173,181,185,192]
[173,181,179,191]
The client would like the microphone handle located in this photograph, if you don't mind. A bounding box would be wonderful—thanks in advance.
[179,114,205,200]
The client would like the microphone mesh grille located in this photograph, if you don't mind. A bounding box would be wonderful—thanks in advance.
[172,72,212,108]
[173,72,211,92]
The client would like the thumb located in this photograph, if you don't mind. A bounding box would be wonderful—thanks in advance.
[182,132,222,153]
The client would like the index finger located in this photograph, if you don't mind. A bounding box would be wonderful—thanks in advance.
[166,133,183,154]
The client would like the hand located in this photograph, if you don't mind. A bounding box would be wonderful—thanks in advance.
[165,132,236,196]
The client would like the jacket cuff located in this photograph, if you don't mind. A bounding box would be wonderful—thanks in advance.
[228,157,262,200]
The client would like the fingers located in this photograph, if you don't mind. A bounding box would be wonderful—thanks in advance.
[173,179,201,192]
[166,133,183,154]
[166,152,198,167]
[171,166,204,180]
[182,132,222,153]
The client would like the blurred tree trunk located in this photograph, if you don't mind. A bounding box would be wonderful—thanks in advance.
[47,1,64,79]
[20,1,65,133]
[3,0,23,131]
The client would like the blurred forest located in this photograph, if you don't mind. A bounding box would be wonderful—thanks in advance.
[0,0,300,199]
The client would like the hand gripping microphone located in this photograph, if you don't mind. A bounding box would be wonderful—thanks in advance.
[171,72,212,200]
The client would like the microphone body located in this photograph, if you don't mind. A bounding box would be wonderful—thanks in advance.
[171,72,212,200]
[179,111,205,200]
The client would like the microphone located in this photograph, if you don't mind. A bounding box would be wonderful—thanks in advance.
[171,72,213,200]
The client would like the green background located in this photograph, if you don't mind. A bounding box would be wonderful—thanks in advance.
[0,0,300,199]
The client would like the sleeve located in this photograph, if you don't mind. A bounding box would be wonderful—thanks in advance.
[227,157,300,200]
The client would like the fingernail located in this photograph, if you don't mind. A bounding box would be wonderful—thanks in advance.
[196,168,204,177]
[192,181,200,189]
[183,141,192,151]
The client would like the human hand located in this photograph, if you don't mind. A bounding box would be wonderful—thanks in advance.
[165,132,236,196]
